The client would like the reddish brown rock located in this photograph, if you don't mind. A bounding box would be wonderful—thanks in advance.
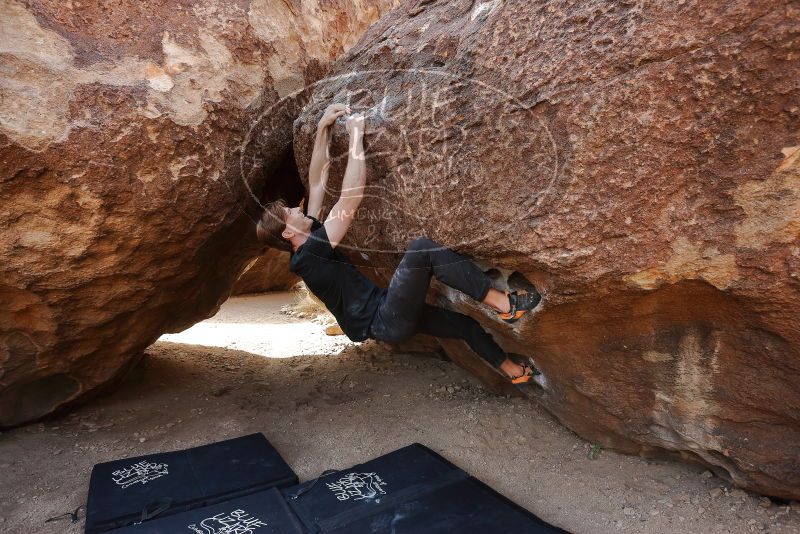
[294,0,800,498]
[232,249,299,295]
[0,0,397,428]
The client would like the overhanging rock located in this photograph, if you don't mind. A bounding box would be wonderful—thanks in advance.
[293,0,800,499]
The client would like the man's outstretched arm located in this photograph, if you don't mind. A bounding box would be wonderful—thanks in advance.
[324,113,365,249]
[306,103,349,219]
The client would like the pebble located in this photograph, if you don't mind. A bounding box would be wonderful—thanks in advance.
[138,437,146,443]
[672,493,690,503]
[758,497,772,508]
[701,470,714,479]
[622,506,636,516]
[709,488,724,498]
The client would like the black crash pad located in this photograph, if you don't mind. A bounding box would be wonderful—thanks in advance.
[85,433,297,534]
[283,443,567,533]
[106,488,304,534]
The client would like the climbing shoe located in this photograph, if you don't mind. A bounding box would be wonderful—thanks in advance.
[506,353,541,385]
[497,290,541,324]
[509,362,539,384]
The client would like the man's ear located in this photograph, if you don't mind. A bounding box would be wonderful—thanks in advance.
[281,227,293,240]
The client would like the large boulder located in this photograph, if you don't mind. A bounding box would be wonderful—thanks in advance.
[293,0,800,498]
[231,249,299,295]
[0,0,397,428]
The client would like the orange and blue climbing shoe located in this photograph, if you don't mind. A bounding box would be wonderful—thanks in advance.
[510,362,539,384]
[507,353,541,384]
[497,290,542,324]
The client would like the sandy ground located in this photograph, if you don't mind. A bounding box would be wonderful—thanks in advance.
[1,292,798,534]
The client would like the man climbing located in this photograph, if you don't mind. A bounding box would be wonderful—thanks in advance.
[256,103,542,384]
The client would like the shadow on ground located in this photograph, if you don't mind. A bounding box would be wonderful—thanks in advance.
[1,294,797,534]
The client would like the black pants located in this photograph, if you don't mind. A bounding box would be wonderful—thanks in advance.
[368,237,507,368]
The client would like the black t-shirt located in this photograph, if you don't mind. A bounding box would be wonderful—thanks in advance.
[289,219,386,342]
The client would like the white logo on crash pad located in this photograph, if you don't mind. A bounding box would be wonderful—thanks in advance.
[326,472,387,501]
[187,508,268,534]
[112,460,169,488]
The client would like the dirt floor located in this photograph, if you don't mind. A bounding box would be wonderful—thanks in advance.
[1,292,798,534]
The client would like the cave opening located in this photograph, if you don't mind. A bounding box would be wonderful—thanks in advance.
[224,142,308,299]
[160,145,349,358]
[259,144,305,209]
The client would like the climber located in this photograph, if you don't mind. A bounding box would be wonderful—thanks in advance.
[256,103,542,384]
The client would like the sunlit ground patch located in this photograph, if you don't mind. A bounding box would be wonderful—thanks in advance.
[158,292,355,359]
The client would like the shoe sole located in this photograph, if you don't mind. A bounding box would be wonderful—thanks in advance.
[498,310,527,323]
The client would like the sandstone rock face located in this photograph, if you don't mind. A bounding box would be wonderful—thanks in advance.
[294,0,800,498]
[232,249,299,295]
[0,0,397,428]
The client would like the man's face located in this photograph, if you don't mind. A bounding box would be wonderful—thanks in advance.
[282,205,312,238]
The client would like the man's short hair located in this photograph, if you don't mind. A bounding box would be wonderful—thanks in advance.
[256,199,292,252]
